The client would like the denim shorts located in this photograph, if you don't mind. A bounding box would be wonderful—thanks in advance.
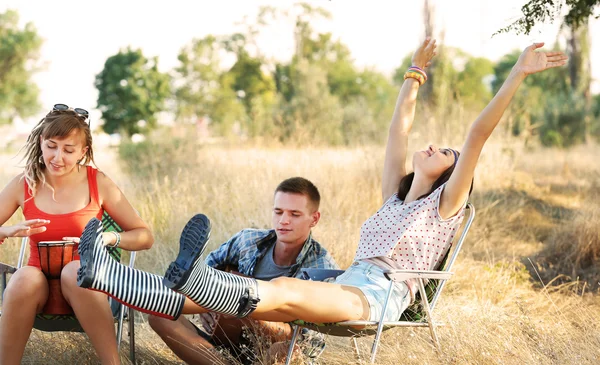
[334,261,411,321]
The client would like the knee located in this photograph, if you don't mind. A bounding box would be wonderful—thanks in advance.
[60,261,79,290]
[270,276,296,291]
[4,267,48,302]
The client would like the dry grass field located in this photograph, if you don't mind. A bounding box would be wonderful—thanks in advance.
[0,133,599,364]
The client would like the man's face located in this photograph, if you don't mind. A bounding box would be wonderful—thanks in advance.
[271,192,320,245]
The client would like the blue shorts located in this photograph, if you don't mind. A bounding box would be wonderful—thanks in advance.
[334,261,411,321]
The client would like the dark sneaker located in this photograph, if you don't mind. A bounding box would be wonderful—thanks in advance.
[163,214,211,290]
[77,217,104,288]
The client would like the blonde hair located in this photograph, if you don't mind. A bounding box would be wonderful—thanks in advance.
[22,109,95,197]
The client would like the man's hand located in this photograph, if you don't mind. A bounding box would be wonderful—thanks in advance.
[199,312,219,334]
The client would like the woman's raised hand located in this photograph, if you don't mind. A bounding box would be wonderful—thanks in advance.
[514,42,568,76]
[411,37,437,69]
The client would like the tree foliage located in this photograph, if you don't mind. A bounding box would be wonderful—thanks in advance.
[93,2,598,147]
[95,48,170,136]
[495,0,600,35]
[173,35,222,123]
[0,9,42,125]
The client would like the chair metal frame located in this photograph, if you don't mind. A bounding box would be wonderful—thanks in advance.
[0,213,138,364]
[285,203,475,364]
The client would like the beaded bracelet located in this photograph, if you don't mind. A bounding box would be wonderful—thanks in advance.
[404,70,425,85]
[109,231,121,248]
[408,66,427,81]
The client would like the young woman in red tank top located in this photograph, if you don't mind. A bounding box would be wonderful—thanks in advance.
[0,105,153,365]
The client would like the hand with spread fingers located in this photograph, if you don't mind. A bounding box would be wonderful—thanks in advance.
[0,219,50,240]
[514,42,569,76]
[411,37,437,70]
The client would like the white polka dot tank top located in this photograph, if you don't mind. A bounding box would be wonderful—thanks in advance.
[354,183,465,271]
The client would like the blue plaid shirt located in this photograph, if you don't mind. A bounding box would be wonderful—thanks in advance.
[204,228,339,360]
[205,228,339,276]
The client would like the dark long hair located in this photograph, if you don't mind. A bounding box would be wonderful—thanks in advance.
[397,150,474,201]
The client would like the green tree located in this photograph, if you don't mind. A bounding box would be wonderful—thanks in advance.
[95,48,170,136]
[227,51,276,113]
[341,69,397,144]
[219,26,278,138]
[592,94,600,138]
[284,60,343,144]
[0,10,42,124]
[492,48,586,145]
[173,35,222,124]
[172,36,247,136]
[455,57,494,108]
[495,0,599,35]
[209,72,248,136]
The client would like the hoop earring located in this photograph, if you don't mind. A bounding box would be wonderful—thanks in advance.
[38,156,44,165]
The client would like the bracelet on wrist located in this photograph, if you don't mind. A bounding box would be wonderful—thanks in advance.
[108,231,121,248]
[408,66,427,81]
[404,70,425,86]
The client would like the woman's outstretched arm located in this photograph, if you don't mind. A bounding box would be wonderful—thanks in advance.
[0,174,48,241]
[440,43,568,218]
[382,38,436,202]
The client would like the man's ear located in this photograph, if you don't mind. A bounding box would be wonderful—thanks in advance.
[310,211,321,227]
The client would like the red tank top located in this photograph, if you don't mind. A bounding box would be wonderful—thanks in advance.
[23,166,104,268]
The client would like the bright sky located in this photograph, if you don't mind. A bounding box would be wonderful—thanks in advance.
[3,0,599,126]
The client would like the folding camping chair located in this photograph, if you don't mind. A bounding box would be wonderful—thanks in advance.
[0,211,138,364]
[285,203,475,364]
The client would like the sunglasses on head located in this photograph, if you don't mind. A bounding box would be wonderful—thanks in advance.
[53,103,90,125]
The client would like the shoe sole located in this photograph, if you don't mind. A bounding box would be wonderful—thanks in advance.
[77,217,103,288]
[163,214,211,290]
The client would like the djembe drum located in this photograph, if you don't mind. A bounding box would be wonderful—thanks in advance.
[37,241,76,314]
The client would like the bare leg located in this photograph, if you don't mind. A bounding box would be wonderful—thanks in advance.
[178,277,369,323]
[78,216,370,323]
[0,267,49,365]
[61,261,120,365]
[148,315,230,365]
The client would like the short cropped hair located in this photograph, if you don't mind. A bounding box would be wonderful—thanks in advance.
[275,177,320,211]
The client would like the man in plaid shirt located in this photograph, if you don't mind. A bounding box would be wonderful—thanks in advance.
[148,177,339,364]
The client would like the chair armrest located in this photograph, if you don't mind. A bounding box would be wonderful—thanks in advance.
[0,263,17,275]
[383,270,453,282]
[128,251,137,268]
[300,268,345,282]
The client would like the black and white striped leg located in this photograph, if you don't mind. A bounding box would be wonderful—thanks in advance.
[163,214,260,318]
[177,261,260,318]
[77,218,185,320]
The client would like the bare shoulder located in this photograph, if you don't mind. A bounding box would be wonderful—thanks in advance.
[2,173,26,205]
[6,173,26,192]
[95,168,112,184]
[94,168,120,197]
